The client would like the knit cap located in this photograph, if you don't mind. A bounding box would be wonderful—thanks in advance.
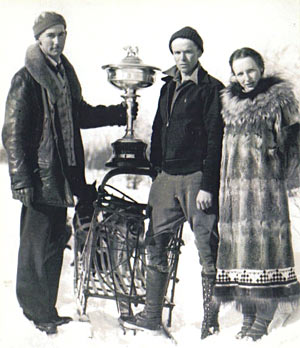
[33,12,66,39]
[169,26,204,53]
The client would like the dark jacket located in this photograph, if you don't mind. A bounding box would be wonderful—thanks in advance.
[150,65,224,193]
[2,44,126,207]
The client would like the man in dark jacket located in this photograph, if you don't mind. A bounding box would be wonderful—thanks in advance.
[122,27,224,339]
[2,12,132,335]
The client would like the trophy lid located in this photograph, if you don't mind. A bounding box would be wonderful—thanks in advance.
[102,46,160,90]
[102,46,160,71]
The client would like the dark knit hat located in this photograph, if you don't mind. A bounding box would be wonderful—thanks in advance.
[33,11,66,39]
[169,26,204,53]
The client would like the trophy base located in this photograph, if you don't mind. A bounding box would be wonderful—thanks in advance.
[106,138,151,168]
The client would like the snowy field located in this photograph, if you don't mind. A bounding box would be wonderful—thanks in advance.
[1,163,300,348]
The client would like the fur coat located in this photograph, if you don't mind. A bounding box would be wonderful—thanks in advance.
[214,76,300,304]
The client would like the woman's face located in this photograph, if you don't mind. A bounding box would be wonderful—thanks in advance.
[232,56,262,92]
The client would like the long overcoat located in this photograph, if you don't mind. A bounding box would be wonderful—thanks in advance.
[215,77,300,304]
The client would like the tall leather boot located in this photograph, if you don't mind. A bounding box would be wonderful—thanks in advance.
[124,266,169,330]
[201,274,220,339]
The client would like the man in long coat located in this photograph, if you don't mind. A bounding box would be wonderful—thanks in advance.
[2,11,130,335]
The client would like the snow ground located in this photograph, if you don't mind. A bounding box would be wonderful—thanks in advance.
[0,163,300,348]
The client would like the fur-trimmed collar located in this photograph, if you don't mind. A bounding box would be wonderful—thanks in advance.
[228,76,283,100]
[221,76,299,126]
[25,43,81,103]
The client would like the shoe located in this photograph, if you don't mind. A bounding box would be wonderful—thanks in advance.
[35,322,57,335]
[51,315,73,326]
[120,311,161,331]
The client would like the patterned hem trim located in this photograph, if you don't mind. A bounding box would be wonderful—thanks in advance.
[216,267,297,286]
[214,280,300,301]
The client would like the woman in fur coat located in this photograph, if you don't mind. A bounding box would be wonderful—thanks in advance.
[214,47,300,341]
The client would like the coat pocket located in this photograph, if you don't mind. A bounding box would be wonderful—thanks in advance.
[33,164,70,206]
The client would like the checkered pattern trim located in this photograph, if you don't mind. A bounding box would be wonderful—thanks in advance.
[216,267,298,286]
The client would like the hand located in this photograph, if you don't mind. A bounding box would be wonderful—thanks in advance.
[131,100,138,119]
[150,165,161,181]
[122,100,139,119]
[196,190,213,211]
[12,187,34,207]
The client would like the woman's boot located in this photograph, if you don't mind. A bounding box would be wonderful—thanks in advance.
[236,303,256,339]
[244,317,271,341]
[244,301,277,341]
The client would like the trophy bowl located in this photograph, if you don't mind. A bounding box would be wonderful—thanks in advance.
[102,47,160,168]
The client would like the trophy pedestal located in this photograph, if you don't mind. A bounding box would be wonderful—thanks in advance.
[106,138,150,168]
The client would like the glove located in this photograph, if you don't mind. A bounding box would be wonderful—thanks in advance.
[12,187,34,207]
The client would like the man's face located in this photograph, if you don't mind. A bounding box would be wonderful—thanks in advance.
[38,24,67,61]
[171,38,202,76]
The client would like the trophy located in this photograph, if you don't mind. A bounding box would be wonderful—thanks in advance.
[102,46,160,168]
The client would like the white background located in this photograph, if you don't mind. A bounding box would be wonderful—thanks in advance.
[0,0,300,347]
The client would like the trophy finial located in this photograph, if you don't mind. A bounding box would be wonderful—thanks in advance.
[124,46,139,57]
[121,46,142,65]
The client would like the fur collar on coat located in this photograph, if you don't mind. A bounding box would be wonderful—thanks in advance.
[221,76,299,128]
[25,43,82,104]
[221,75,300,189]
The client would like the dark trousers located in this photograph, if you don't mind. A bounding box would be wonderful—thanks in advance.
[147,171,219,275]
[16,204,68,323]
